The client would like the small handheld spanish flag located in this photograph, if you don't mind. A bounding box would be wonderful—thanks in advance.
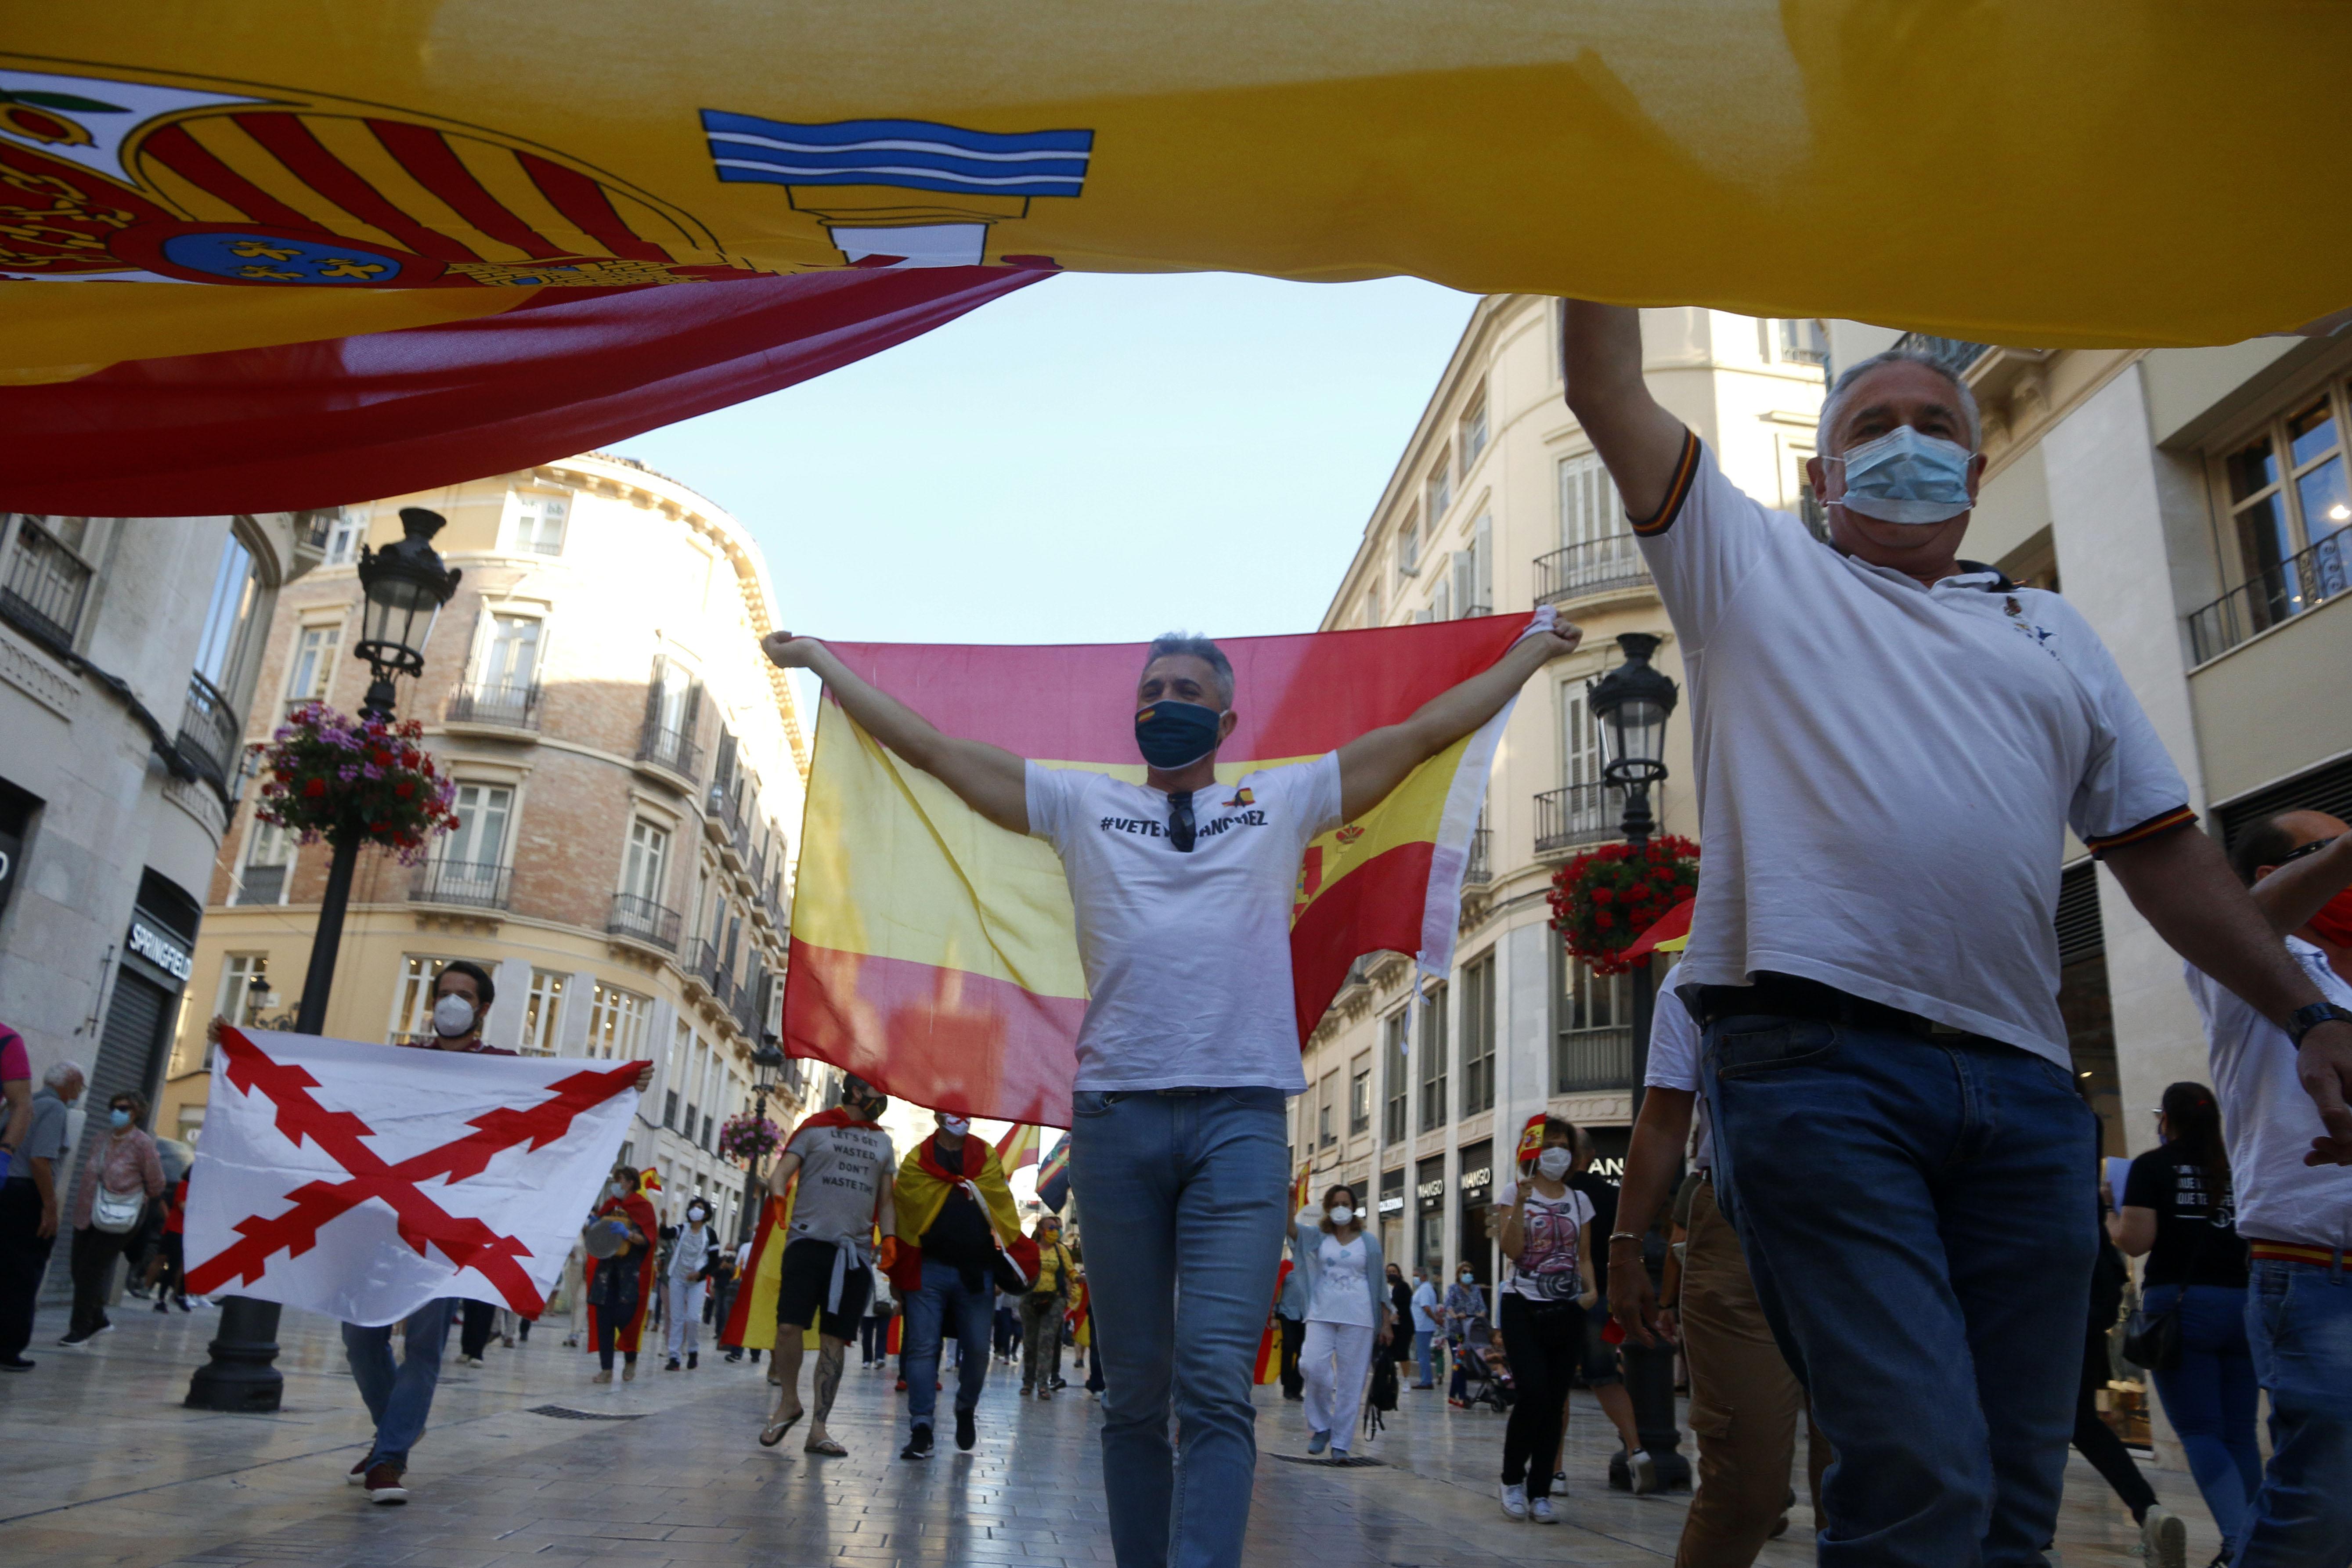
[1516,1112,1548,1168]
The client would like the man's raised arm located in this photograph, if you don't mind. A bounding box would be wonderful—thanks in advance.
[1560,302,1692,521]
[1335,623,1580,822]
[761,633,1029,833]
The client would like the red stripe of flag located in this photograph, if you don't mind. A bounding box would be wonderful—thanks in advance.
[141,123,324,232]
[519,153,671,262]
[368,119,566,258]
[232,113,483,263]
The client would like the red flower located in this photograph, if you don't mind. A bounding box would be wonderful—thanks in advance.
[1594,912,1616,930]
[1591,887,1615,906]
[303,778,326,798]
[394,781,414,799]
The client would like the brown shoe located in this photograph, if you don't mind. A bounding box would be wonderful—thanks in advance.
[1037,1386,1053,1402]
[363,1463,408,1505]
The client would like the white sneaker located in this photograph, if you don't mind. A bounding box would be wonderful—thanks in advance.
[1500,1482,1529,1520]
[2140,1506,2186,1568]
[1530,1496,1558,1524]
[1628,1448,1658,1495]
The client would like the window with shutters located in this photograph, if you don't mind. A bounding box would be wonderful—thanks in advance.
[1460,391,1489,473]
[1467,516,1493,615]
[390,955,455,1044]
[1418,981,1450,1132]
[519,969,566,1056]
[483,614,541,690]
[1459,951,1496,1114]
[1319,1070,1338,1146]
[586,982,651,1060]
[1432,573,1452,622]
[1553,944,1631,1092]
[639,656,702,775]
[213,954,271,1051]
[320,510,365,565]
[1397,512,1421,578]
[506,490,569,556]
[623,819,670,903]
[2190,381,2352,662]
[283,622,341,712]
[1427,458,1454,528]
[444,783,512,874]
[237,820,293,905]
[1349,1051,1372,1135]
[1383,1009,1410,1143]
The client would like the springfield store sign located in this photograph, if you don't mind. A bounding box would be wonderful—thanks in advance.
[127,916,193,982]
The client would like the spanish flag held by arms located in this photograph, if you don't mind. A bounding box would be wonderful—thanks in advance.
[783,614,1531,1125]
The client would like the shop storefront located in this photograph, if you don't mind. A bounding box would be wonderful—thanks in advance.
[1415,1154,1447,1275]
[1378,1166,1407,1264]
[1456,1139,1494,1286]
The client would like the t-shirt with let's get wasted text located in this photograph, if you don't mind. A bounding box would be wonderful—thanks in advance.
[1026,754,1344,1092]
[782,1117,895,1244]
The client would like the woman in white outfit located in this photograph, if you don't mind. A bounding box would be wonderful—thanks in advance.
[664,1201,720,1371]
[1292,1184,1394,1459]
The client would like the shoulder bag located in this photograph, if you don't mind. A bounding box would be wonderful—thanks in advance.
[2121,1164,2216,1375]
[91,1181,145,1234]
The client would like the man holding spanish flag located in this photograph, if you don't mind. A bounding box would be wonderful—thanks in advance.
[762,618,1578,1568]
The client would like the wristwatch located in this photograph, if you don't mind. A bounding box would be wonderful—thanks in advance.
[2286,1002,2352,1049]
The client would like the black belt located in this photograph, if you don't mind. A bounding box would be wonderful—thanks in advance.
[1692,972,1975,1041]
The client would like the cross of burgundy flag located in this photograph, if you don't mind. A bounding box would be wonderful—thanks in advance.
[184,1027,642,1327]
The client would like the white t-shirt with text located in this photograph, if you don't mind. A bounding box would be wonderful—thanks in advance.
[1493,1182,1596,1301]
[1027,755,1344,1092]
[2185,938,2352,1251]
[1309,1233,1377,1326]
[1638,435,2192,1065]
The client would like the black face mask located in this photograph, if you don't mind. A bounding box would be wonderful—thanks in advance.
[1134,700,1223,770]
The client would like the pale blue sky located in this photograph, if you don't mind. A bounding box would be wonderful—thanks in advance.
[618,271,1477,647]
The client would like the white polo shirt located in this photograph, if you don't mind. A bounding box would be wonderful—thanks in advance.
[1027,754,1343,1092]
[1640,985,1712,1171]
[2185,938,2352,1251]
[1638,432,2192,1066]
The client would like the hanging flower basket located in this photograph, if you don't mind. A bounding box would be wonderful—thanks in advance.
[1547,834,1700,976]
[250,702,459,865]
[718,1113,783,1167]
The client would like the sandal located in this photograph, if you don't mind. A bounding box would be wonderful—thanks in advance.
[758,1410,803,1448]
[804,1435,848,1457]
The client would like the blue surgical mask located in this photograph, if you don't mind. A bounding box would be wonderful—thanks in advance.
[108,1108,132,1130]
[1830,425,1976,524]
[1135,700,1224,770]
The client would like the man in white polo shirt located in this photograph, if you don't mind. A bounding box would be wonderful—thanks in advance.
[761,621,1579,1568]
[2192,812,2352,1567]
[1561,302,2352,1568]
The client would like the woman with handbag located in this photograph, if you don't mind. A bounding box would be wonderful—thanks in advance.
[2113,1082,2261,1559]
[58,1089,165,1348]
[1292,1183,1393,1462]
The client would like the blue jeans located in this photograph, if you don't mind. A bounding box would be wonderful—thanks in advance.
[1069,1087,1289,1568]
[902,1254,994,1436]
[1413,1328,1435,1385]
[343,1298,455,1471]
[2142,1282,2261,1550]
[1702,1018,2095,1568]
[2239,1257,2352,1568]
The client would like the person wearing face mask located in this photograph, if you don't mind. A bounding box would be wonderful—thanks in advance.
[888,1108,1030,1460]
[1490,1120,1601,1522]
[764,606,1581,1568]
[1560,303,2352,1566]
[758,1075,897,1458]
[2183,812,2352,1565]
[664,1199,721,1371]
[1291,1185,1391,1458]
[586,1165,658,1383]
[57,1088,164,1349]
[1442,1264,1485,1406]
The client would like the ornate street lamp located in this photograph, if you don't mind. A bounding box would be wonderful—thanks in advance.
[740,1038,786,1246]
[188,509,458,1415]
[1586,631,1689,1493]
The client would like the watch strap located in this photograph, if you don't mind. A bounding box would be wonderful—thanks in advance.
[2286,1002,2352,1049]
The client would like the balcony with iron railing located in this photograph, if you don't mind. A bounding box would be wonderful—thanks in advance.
[1534,533,1649,606]
[1554,1026,1634,1092]
[2188,529,2351,665]
[445,680,544,730]
[410,859,513,911]
[0,516,94,650]
[636,716,701,781]
[730,977,763,1038]
[608,891,682,952]
[688,937,724,997]
[177,670,242,787]
[1534,782,1621,856]
[1463,825,1493,888]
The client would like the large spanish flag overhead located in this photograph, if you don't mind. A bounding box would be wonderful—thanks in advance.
[7,5,2352,507]
[785,617,1524,1127]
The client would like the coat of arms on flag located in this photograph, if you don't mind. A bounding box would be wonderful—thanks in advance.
[183,1027,642,1328]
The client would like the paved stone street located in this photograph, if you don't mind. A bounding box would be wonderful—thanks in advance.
[3,1305,2219,1567]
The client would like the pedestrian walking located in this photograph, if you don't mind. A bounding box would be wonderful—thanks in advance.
[1443,1266,1485,1406]
[760,1075,895,1457]
[0,1060,81,1371]
[1492,1117,1602,1523]
[2113,1083,2260,1554]
[708,1248,739,1361]
[1615,992,1825,1558]
[59,1088,164,1348]
[559,1240,586,1348]
[0,1023,30,1176]
[996,1287,1021,1364]
[1386,1261,1414,1374]
[586,1164,657,1384]
[1277,1243,1307,1400]
[2080,1181,2186,1568]
[1560,302,2352,1564]
[664,1198,719,1371]
[148,1173,191,1314]
[1408,1267,1439,1388]
[1293,1184,1391,1459]
[860,1269,894,1368]
[2186,812,2352,1564]
[889,1109,1026,1460]
[1021,1214,1075,1399]
[762,615,1578,1568]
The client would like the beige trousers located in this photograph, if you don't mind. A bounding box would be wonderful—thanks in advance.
[1676,1176,1831,1568]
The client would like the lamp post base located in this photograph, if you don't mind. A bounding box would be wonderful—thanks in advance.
[185,1296,285,1412]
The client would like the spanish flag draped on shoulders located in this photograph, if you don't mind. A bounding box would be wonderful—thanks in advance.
[889,1125,1038,1298]
[723,1101,895,1352]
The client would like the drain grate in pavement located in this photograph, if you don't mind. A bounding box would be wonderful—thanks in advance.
[1267,1453,1385,1467]
[527,1405,646,1421]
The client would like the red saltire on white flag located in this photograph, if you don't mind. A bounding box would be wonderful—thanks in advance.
[184,1027,642,1327]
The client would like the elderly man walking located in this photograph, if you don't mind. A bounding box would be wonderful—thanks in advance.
[1561,303,2352,1567]
[0,1059,82,1370]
